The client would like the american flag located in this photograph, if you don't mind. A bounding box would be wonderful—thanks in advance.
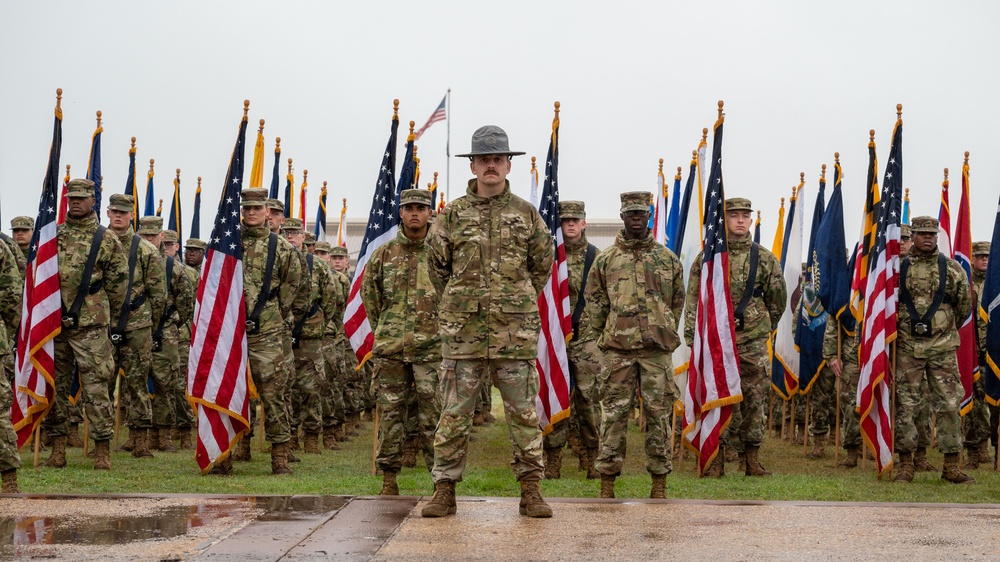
[414,94,447,141]
[13,93,63,448]
[954,157,978,415]
[683,108,743,475]
[858,111,903,476]
[344,109,400,366]
[534,106,572,433]
[187,106,250,473]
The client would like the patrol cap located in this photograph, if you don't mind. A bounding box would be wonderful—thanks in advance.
[725,197,753,212]
[455,125,525,158]
[240,188,269,207]
[185,238,207,251]
[107,193,134,213]
[620,191,651,213]
[137,216,163,235]
[330,245,349,257]
[900,224,912,239]
[910,216,939,233]
[266,198,285,212]
[163,230,179,243]
[10,216,33,230]
[282,218,304,232]
[400,189,432,207]
[973,241,991,255]
[315,241,333,253]
[66,178,96,198]
[304,232,316,246]
[559,200,586,219]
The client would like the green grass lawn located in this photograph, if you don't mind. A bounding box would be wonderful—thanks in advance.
[18,392,1000,503]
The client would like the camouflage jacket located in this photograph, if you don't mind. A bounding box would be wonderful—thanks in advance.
[897,247,971,359]
[362,227,441,362]
[159,252,195,334]
[587,229,685,353]
[179,262,200,341]
[973,268,986,353]
[289,246,311,329]
[0,234,25,279]
[325,268,350,340]
[0,242,22,355]
[297,253,339,341]
[684,234,785,346]
[427,180,554,359]
[115,228,166,332]
[241,224,302,336]
[58,212,129,329]
[567,232,598,345]
[822,317,860,361]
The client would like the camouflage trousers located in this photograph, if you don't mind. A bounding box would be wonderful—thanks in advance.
[176,335,196,429]
[545,339,603,452]
[915,378,933,449]
[838,348,862,449]
[432,358,544,483]
[374,357,440,472]
[248,332,291,444]
[895,351,963,454]
[114,326,154,429]
[44,326,115,440]
[291,338,325,434]
[807,364,837,436]
[341,345,365,414]
[595,350,676,477]
[0,356,21,472]
[150,324,178,428]
[722,337,769,453]
[322,338,347,427]
[473,380,492,416]
[964,376,991,447]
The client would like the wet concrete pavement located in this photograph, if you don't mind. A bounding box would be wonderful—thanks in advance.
[1,494,999,560]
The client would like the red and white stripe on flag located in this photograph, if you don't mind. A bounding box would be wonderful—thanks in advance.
[535,229,572,432]
[954,162,978,415]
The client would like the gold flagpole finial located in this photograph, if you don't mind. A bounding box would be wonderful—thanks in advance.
[554,101,561,115]
[702,128,708,143]
[303,170,308,183]
[869,129,875,142]
[834,152,840,164]
[791,185,797,198]
[409,120,415,136]
[130,137,136,151]
[757,210,761,221]
[287,158,293,175]
[821,164,826,180]
[943,168,949,181]
[896,103,902,118]
[197,177,202,190]
[149,158,155,173]
[342,197,347,207]
[433,171,438,183]
[176,168,181,181]
[96,110,102,127]
[964,151,970,165]
[531,156,536,170]
[799,172,805,185]
[717,100,724,119]
[65,164,70,176]
[243,100,250,118]
[691,149,697,160]
[322,180,328,192]
[676,166,682,181]
[393,99,399,117]
[258,119,265,134]
[56,88,62,109]
[780,197,785,207]
[658,158,663,174]
[275,137,281,152]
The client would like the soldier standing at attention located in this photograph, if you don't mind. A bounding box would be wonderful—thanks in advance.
[587,192,685,499]
[176,238,206,449]
[961,241,992,468]
[900,225,935,473]
[0,241,23,491]
[362,189,442,495]
[894,216,974,483]
[1,220,26,278]
[330,245,365,436]
[106,205,167,459]
[686,198,786,477]
[315,242,352,446]
[8,216,32,275]
[44,179,128,470]
[211,187,301,476]
[422,125,554,518]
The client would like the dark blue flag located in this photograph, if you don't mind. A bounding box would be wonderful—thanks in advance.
[753,212,761,244]
[982,190,1000,405]
[190,178,202,240]
[674,155,698,255]
[144,161,156,217]
[665,169,682,253]
[124,139,139,230]
[797,169,828,393]
[269,139,281,200]
[168,171,183,259]
[315,182,327,241]
[87,115,103,216]
[816,158,855,336]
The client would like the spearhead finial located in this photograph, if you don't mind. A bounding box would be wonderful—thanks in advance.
[243,100,250,117]
[393,99,399,117]
[275,137,281,152]
[717,100,724,119]
[869,129,875,142]
[964,151,970,165]
[96,110,102,127]
[821,164,827,180]
[834,151,840,164]
[896,103,902,118]
[409,120,415,135]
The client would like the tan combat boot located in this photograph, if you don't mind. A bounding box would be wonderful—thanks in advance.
[146,427,160,452]
[43,436,67,468]
[131,428,154,459]
[303,432,322,454]
[93,439,112,470]
[380,470,399,496]
[724,445,739,463]
[347,414,360,436]
[519,479,553,518]
[210,456,233,475]
[963,446,980,470]
[472,411,486,426]
[650,474,667,499]
[543,448,562,479]
[401,438,417,468]
[838,446,860,468]
[703,454,725,478]
[271,442,293,475]
[600,474,616,498]
[745,446,772,476]
[117,428,136,452]
[158,427,178,452]
[737,452,747,475]
[893,451,914,482]
[942,452,975,484]
[1,469,19,493]
[975,441,993,465]
[289,431,301,451]
[322,427,341,451]
[807,434,826,459]
[334,424,349,443]
[66,423,85,448]
[421,481,457,517]
[913,447,937,472]
[233,435,252,462]
[585,448,600,480]
[179,428,193,450]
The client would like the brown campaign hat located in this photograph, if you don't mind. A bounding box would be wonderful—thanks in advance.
[455,125,525,158]
[559,200,586,219]
[137,216,163,235]
[620,191,651,213]
[910,216,939,233]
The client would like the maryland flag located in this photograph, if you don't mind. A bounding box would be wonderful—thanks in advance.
[851,132,881,323]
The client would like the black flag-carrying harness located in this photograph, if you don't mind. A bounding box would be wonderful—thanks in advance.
[291,253,320,349]
[152,255,176,351]
[570,243,598,341]
[110,235,144,345]
[246,232,279,336]
[734,242,761,332]
[62,225,107,329]
[899,254,948,338]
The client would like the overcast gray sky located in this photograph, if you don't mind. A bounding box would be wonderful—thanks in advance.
[2,0,999,243]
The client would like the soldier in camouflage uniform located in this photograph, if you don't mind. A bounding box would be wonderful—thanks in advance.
[329,245,365,435]
[212,187,301,476]
[283,218,337,455]
[422,125,554,518]
[105,202,167,459]
[541,201,604,480]
[964,241,993,468]
[361,189,442,495]
[9,216,32,275]
[44,179,129,470]
[177,238,206,449]
[899,225,935,472]
[686,197,786,477]
[587,192,685,499]
[0,240,22,492]
[145,228,194,452]
[316,242,351,446]
[893,216,973,483]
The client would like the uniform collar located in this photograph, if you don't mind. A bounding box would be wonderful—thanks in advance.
[466,179,512,205]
